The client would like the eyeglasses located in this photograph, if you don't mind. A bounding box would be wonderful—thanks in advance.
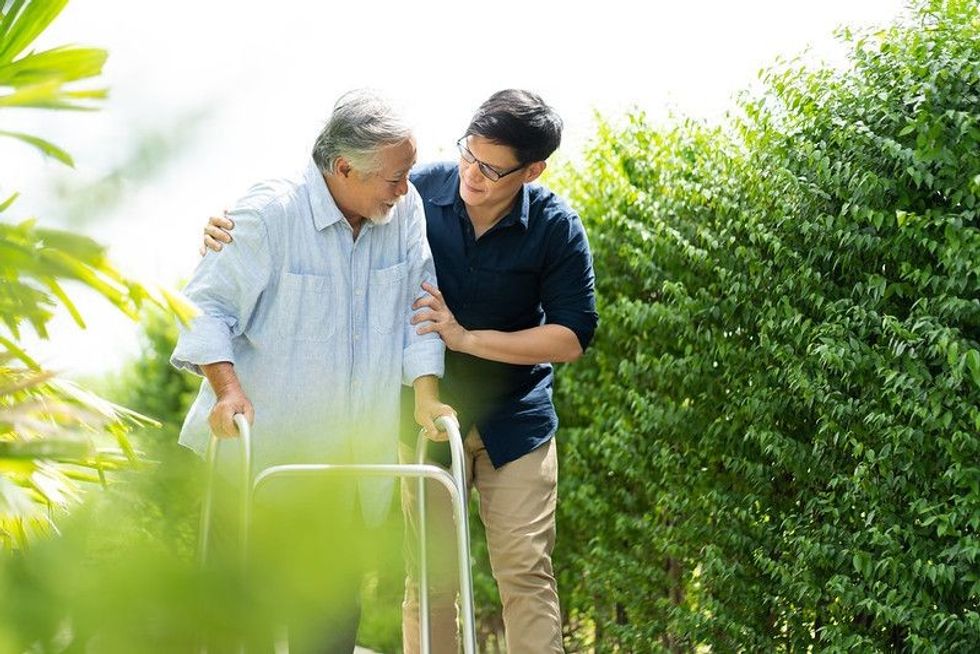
[456,137,525,182]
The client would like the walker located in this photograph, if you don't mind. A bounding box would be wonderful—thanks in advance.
[198,413,477,653]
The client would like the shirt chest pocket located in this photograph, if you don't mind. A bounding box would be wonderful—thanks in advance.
[275,272,338,341]
[369,261,408,335]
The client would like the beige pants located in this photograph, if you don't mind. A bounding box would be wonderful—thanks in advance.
[401,428,563,654]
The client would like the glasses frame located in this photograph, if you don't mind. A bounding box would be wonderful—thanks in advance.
[456,137,526,182]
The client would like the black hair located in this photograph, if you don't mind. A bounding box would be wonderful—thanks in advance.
[464,89,563,164]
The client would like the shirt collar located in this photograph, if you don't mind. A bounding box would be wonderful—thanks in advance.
[428,165,461,206]
[432,165,530,231]
[500,183,531,230]
[304,158,345,231]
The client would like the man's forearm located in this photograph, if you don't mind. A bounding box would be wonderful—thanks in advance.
[459,324,583,365]
[412,374,441,401]
[201,361,243,398]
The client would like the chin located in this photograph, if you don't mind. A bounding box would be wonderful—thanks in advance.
[367,205,396,225]
[459,186,484,206]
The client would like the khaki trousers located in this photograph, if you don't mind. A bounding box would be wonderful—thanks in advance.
[401,429,563,654]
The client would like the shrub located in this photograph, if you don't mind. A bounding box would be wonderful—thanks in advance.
[553,1,980,650]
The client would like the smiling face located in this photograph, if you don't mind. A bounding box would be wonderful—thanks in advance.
[344,137,417,223]
[457,135,545,219]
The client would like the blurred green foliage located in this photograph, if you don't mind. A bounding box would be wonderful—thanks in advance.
[0,0,193,547]
[2,305,410,652]
[0,458,403,653]
[551,0,979,650]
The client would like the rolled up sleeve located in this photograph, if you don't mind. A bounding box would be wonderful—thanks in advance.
[171,209,273,376]
[171,314,237,376]
[401,186,445,385]
[541,214,599,351]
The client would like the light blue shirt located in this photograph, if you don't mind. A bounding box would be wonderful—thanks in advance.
[172,159,444,524]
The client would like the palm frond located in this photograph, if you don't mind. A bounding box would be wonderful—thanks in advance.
[0,44,106,86]
[0,0,190,549]
[0,334,39,369]
[0,79,106,110]
[0,0,69,66]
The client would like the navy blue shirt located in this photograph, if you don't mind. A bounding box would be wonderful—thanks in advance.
[402,162,598,467]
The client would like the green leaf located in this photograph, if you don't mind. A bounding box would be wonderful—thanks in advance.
[0,335,40,370]
[0,45,106,87]
[852,551,872,578]
[160,286,200,325]
[0,439,91,461]
[33,226,108,264]
[0,129,73,166]
[966,350,980,390]
[0,79,106,110]
[0,0,28,45]
[0,192,19,213]
[42,278,85,328]
[0,0,69,66]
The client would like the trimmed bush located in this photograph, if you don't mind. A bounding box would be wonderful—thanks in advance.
[553,1,979,650]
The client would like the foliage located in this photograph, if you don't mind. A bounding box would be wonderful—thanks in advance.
[86,305,202,560]
[0,463,392,653]
[0,0,106,164]
[553,0,980,651]
[106,304,200,429]
[0,0,194,547]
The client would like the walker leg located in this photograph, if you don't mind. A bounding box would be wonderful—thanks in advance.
[416,437,431,653]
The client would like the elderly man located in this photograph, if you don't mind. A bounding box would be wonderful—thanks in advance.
[204,89,598,654]
[172,89,454,653]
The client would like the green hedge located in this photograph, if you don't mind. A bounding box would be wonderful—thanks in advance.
[552,1,979,650]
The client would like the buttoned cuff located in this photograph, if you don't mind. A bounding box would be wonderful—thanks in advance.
[402,339,445,386]
[170,314,236,377]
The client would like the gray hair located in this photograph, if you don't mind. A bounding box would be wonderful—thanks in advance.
[312,89,413,175]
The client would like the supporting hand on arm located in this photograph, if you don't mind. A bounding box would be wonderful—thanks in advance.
[411,282,583,365]
[199,211,235,256]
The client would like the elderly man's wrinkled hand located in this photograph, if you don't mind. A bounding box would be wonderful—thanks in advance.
[208,389,254,438]
[415,396,456,442]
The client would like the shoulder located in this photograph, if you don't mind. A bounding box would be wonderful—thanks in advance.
[410,161,456,191]
[238,175,302,217]
[229,170,310,236]
[528,182,585,239]
[209,174,307,268]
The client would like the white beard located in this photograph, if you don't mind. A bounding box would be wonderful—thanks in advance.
[367,204,396,225]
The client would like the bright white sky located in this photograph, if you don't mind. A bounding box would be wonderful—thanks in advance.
[0,0,907,377]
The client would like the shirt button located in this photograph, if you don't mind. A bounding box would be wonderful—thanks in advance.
[355,288,364,296]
